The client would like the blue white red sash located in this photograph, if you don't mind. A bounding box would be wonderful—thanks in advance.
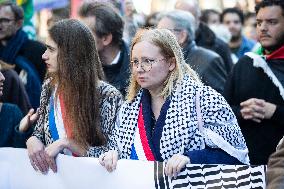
[49,91,72,155]
[130,104,155,161]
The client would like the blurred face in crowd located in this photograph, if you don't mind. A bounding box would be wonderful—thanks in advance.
[131,40,175,92]
[175,0,198,19]
[222,13,242,40]
[157,17,186,46]
[0,5,21,42]
[124,0,135,17]
[245,16,257,28]
[175,0,199,28]
[256,6,284,52]
[244,15,257,40]
[42,36,58,73]
[207,12,220,25]
[78,16,104,52]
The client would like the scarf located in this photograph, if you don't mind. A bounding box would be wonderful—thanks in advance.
[117,75,249,164]
[130,90,171,162]
[247,44,284,100]
[130,104,155,161]
[255,45,284,60]
[0,29,28,63]
[49,91,74,155]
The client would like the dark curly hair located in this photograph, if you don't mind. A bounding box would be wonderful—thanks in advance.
[221,8,244,25]
[255,0,284,16]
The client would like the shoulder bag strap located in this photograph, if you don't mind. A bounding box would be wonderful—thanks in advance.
[195,88,204,134]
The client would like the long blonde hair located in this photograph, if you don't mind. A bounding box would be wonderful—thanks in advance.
[127,28,201,101]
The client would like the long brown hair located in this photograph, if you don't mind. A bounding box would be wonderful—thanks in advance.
[48,19,106,148]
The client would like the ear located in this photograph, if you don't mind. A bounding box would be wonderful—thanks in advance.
[169,57,176,71]
[15,19,23,30]
[101,33,113,46]
[178,30,189,46]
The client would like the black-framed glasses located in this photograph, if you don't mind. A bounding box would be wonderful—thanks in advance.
[0,18,15,25]
[131,58,166,72]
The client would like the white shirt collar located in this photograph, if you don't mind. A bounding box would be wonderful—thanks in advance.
[110,51,121,65]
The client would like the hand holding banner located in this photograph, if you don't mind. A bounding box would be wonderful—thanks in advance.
[0,148,266,189]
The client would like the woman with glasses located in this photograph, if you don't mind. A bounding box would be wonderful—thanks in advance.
[100,28,249,177]
[26,19,123,174]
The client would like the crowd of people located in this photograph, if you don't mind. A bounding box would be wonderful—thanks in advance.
[1,0,284,186]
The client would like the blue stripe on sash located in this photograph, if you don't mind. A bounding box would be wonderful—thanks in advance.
[49,96,59,141]
[130,144,138,160]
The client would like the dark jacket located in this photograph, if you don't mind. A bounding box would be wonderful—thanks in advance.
[0,69,31,114]
[0,30,46,109]
[196,22,233,74]
[267,137,284,189]
[224,55,284,165]
[103,41,130,97]
[17,39,46,82]
[0,103,32,148]
[183,41,227,94]
[0,31,46,83]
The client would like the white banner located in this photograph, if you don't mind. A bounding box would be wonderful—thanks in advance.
[0,148,266,189]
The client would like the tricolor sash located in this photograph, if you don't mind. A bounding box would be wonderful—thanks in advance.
[130,104,155,161]
[48,92,73,155]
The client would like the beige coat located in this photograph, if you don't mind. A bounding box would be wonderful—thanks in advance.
[267,136,284,189]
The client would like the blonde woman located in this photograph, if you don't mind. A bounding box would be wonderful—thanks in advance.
[100,29,249,177]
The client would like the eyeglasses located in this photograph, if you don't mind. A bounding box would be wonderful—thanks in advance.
[166,28,183,33]
[0,18,15,26]
[131,58,166,72]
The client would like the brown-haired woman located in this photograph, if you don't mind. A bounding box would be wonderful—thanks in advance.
[26,19,123,174]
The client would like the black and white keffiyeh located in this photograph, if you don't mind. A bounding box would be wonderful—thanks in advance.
[116,75,249,164]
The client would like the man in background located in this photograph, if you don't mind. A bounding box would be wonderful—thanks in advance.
[221,8,255,60]
[175,0,233,74]
[78,1,130,96]
[0,1,46,109]
[158,10,227,94]
[224,0,284,165]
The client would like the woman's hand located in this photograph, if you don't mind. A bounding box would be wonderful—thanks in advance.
[165,154,190,178]
[44,139,68,173]
[19,108,39,132]
[26,136,50,174]
[99,150,118,172]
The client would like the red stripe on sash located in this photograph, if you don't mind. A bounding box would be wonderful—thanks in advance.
[59,94,73,139]
[138,104,155,161]
[58,94,79,157]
